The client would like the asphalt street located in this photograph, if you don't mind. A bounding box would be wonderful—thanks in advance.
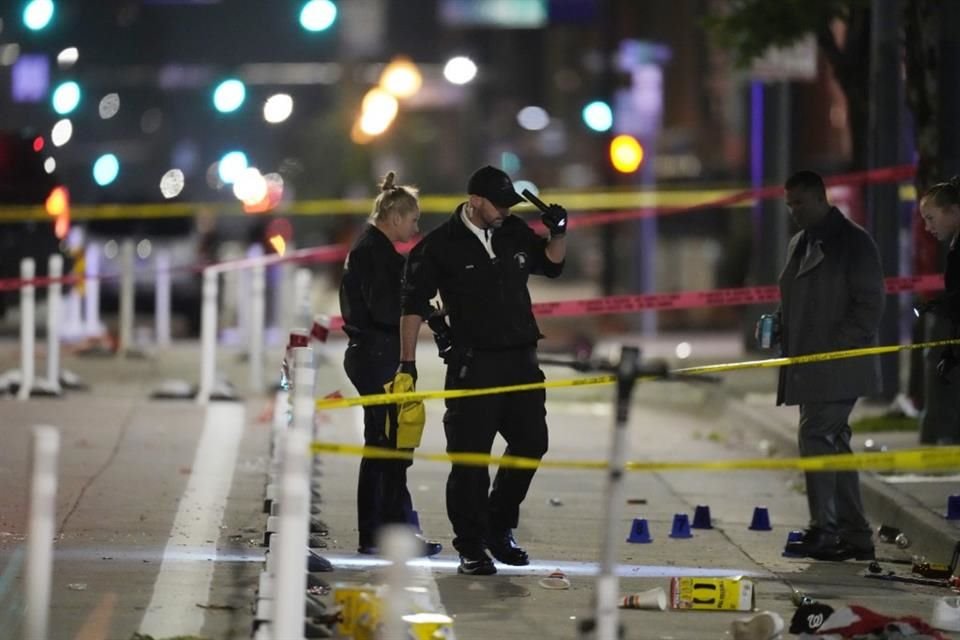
[0,335,957,639]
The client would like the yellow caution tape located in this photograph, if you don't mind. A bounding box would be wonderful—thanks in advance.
[311,441,960,473]
[315,339,960,411]
[0,185,920,222]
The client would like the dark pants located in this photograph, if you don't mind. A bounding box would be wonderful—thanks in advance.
[919,314,960,444]
[798,400,871,546]
[344,342,413,549]
[442,347,548,554]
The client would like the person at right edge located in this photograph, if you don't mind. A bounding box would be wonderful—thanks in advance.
[397,166,567,575]
[916,176,960,443]
[759,171,884,562]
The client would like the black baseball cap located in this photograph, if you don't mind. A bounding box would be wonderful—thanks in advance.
[467,165,525,208]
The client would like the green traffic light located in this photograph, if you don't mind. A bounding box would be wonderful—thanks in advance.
[299,0,336,32]
[23,0,55,31]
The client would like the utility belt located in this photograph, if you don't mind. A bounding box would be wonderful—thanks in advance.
[445,344,538,382]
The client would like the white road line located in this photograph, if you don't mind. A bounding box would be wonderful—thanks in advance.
[138,403,245,637]
[321,553,767,578]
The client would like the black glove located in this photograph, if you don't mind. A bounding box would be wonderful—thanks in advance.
[398,360,418,384]
[540,204,568,237]
[915,299,939,316]
[936,349,958,382]
[426,309,454,362]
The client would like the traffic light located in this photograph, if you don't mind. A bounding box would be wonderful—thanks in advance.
[23,0,55,31]
[582,101,612,132]
[299,0,337,32]
[212,78,246,114]
[609,134,644,174]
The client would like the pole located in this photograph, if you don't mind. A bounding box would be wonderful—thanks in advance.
[83,242,101,338]
[18,258,36,401]
[24,425,60,640]
[273,346,314,640]
[118,239,135,355]
[249,264,265,394]
[867,0,902,400]
[197,268,218,404]
[155,248,171,348]
[45,254,63,392]
[593,346,640,640]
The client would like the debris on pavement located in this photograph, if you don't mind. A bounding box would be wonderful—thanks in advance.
[538,570,571,590]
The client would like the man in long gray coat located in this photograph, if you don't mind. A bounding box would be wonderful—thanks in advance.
[770,171,884,561]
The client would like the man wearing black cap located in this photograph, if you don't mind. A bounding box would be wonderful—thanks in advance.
[396,165,567,575]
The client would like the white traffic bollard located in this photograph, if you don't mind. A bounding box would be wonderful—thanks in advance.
[197,267,218,404]
[293,267,312,330]
[382,526,418,640]
[155,248,172,348]
[18,258,36,401]
[24,426,60,640]
[118,239,135,355]
[45,254,63,394]
[249,263,266,394]
[83,242,101,338]
[273,346,314,640]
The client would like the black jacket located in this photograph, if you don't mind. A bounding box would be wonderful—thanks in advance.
[928,237,960,325]
[400,204,563,350]
[776,207,884,405]
[339,225,403,348]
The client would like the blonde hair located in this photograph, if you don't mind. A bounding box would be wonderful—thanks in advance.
[369,171,419,224]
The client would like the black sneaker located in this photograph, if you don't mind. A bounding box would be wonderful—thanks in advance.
[485,530,530,566]
[457,549,497,575]
[783,528,839,558]
[809,540,876,562]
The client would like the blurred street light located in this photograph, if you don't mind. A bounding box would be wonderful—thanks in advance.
[380,57,422,99]
[263,93,293,123]
[92,153,120,186]
[299,0,337,32]
[517,105,549,131]
[23,0,55,31]
[217,150,248,184]
[359,87,398,136]
[443,56,477,85]
[212,78,246,114]
[56,47,78,69]
[609,134,644,173]
[582,100,613,132]
[51,80,81,115]
[99,93,120,119]
[51,118,72,146]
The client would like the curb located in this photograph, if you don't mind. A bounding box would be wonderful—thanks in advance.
[726,398,960,560]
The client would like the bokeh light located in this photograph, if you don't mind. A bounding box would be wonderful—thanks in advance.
[159,169,185,199]
[217,150,248,184]
[99,93,120,119]
[299,0,337,32]
[50,119,72,146]
[582,101,613,132]
[92,153,120,186]
[443,56,477,85]
[517,106,549,131]
[263,93,293,123]
[380,57,422,98]
[23,0,54,31]
[52,81,81,115]
[57,47,79,69]
[212,78,246,113]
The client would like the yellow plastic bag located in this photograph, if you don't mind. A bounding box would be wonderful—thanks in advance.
[385,372,426,449]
